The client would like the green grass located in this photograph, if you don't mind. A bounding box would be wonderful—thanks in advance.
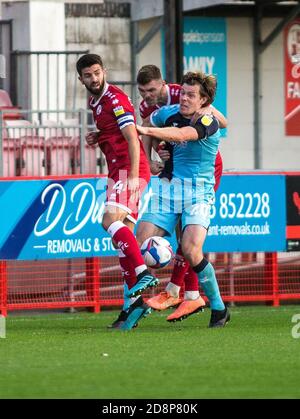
[0,306,300,399]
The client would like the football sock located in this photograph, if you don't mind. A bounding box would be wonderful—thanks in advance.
[166,282,181,298]
[184,266,200,292]
[193,258,225,311]
[118,250,136,290]
[118,249,137,311]
[108,221,147,276]
[122,283,139,311]
[184,290,200,300]
[170,245,189,287]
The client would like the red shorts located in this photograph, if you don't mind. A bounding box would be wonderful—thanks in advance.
[105,167,150,223]
[214,151,223,192]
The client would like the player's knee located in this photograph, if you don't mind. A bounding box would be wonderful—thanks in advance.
[136,225,149,246]
[181,240,203,266]
[102,213,114,231]
[136,221,160,246]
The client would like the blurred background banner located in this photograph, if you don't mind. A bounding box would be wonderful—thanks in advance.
[183,17,227,136]
[285,19,300,136]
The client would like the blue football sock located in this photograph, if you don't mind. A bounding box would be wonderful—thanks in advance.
[122,283,131,311]
[193,259,225,311]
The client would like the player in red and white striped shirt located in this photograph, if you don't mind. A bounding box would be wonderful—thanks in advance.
[77,54,158,329]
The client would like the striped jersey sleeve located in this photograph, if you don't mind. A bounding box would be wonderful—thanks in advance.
[111,94,135,130]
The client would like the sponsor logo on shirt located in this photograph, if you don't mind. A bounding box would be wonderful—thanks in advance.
[113,106,125,117]
[96,105,102,115]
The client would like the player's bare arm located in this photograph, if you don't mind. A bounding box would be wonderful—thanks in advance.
[210,107,227,128]
[157,142,170,161]
[137,124,200,143]
[140,116,152,161]
[190,106,227,128]
[137,114,219,143]
[122,124,141,201]
[140,117,164,175]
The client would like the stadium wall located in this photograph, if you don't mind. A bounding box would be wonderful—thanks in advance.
[65,1,132,109]
[2,1,66,110]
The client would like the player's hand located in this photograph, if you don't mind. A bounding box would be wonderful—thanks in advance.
[127,175,140,204]
[157,149,170,161]
[150,161,164,175]
[157,143,170,162]
[85,131,100,147]
[157,142,170,161]
[136,124,149,136]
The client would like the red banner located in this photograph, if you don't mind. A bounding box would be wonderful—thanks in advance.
[285,20,300,136]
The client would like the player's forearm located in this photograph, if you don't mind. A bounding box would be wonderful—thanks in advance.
[141,135,152,162]
[211,108,227,128]
[143,126,198,143]
[141,117,155,162]
[122,125,140,177]
[127,136,140,177]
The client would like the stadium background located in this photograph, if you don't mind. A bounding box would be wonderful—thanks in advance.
[0,0,299,315]
[0,0,300,397]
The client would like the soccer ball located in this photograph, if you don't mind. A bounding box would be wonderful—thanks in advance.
[141,236,173,269]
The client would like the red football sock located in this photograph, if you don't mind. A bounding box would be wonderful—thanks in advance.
[107,221,147,274]
[118,250,136,289]
[170,245,190,287]
[184,266,199,291]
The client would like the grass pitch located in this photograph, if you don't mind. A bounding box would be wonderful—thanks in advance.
[0,305,300,399]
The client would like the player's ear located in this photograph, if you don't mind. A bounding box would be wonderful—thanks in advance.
[78,76,83,84]
[200,96,208,107]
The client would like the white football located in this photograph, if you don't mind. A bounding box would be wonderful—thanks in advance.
[141,236,173,269]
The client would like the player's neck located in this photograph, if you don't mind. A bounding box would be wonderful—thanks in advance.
[180,111,192,120]
[91,81,108,101]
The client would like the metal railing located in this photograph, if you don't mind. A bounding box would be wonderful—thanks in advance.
[10,50,89,111]
[0,109,107,177]
[10,50,139,112]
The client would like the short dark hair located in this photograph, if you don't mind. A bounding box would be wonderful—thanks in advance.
[76,54,104,76]
[181,71,217,105]
[137,65,162,85]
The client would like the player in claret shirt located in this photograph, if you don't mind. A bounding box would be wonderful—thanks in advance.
[76,54,158,330]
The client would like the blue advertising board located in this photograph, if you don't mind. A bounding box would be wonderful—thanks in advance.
[0,174,286,261]
[0,177,116,260]
[204,175,286,252]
